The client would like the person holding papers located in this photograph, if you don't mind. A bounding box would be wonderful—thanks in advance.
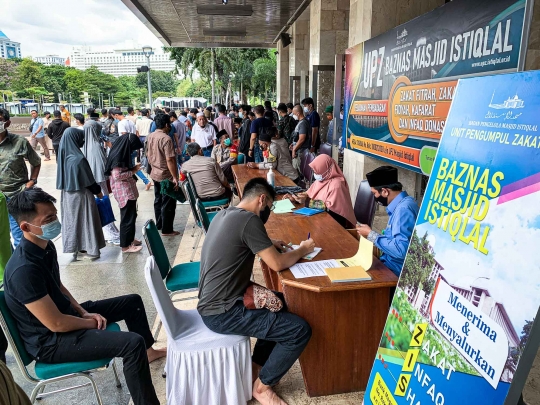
[356,166,419,277]
[286,154,356,228]
[198,178,314,405]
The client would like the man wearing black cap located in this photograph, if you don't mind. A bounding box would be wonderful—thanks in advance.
[357,166,419,276]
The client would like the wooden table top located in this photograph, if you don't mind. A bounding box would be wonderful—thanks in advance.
[232,164,296,198]
[232,165,398,293]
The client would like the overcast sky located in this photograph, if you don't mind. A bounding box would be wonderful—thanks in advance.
[2,0,164,58]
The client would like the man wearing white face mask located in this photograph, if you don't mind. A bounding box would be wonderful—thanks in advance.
[301,97,321,153]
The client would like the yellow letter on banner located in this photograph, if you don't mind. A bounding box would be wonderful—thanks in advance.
[409,323,428,347]
[402,349,420,372]
[394,373,412,397]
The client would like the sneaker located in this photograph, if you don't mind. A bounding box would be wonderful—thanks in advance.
[108,239,121,246]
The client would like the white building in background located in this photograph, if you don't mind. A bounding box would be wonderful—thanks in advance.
[68,46,176,77]
[0,30,21,59]
[33,55,66,66]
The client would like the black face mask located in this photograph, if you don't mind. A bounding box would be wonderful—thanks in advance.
[375,194,388,207]
[259,205,271,224]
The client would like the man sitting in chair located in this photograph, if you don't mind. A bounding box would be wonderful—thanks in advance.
[3,187,165,405]
[356,166,419,277]
[197,178,315,405]
[181,142,233,202]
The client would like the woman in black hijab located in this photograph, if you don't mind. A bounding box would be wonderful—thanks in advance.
[105,134,144,253]
[57,127,106,259]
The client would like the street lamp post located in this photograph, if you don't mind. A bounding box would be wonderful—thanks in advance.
[142,46,153,109]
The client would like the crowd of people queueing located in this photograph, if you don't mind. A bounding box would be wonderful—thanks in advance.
[0,95,423,405]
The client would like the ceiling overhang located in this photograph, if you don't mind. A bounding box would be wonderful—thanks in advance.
[121,0,311,48]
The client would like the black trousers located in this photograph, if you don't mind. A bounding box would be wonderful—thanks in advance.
[0,329,7,364]
[202,294,312,386]
[37,294,159,405]
[53,144,60,160]
[153,180,176,234]
[120,199,137,248]
[200,188,233,203]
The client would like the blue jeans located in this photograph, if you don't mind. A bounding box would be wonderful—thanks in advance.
[131,151,150,185]
[201,296,312,386]
[7,197,22,249]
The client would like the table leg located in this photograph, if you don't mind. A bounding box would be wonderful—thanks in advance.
[282,284,390,397]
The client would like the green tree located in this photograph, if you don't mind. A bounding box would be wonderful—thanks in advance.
[176,78,193,97]
[135,70,177,94]
[16,86,49,100]
[400,231,436,299]
[12,58,43,91]
[166,47,273,102]
[41,65,70,101]
[63,69,86,102]
[0,59,18,90]
[252,53,276,100]
[185,79,212,100]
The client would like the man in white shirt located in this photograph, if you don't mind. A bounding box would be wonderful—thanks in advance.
[115,110,136,135]
[135,108,153,144]
[191,112,216,157]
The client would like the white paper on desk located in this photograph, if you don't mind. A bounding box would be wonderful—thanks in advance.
[289,259,340,279]
[291,245,322,260]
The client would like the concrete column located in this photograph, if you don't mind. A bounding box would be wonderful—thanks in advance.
[308,0,350,141]
[525,0,540,70]
[289,8,310,104]
[276,39,290,103]
[344,0,445,230]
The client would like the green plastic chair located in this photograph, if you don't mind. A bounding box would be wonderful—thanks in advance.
[142,219,201,338]
[186,172,230,210]
[195,198,215,235]
[0,291,121,404]
[182,180,219,262]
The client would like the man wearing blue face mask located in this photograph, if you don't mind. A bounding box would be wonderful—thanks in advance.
[4,187,164,405]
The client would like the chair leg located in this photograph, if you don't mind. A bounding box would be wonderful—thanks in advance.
[111,360,122,388]
[190,230,202,262]
[153,319,163,342]
[30,381,47,404]
[84,373,104,405]
[190,222,196,237]
[36,385,46,400]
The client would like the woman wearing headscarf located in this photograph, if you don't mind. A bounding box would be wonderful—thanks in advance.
[82,110,121,245]
[287,154,356,228]
[57,127,106,259]
[105,134,143,253]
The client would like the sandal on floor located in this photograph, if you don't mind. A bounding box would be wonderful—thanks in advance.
[132,239,142,246]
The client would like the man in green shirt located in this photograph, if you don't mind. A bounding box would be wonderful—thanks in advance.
[0,108,42,248]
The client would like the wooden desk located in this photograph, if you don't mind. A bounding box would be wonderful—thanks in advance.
[232,164,296,198]
[232,165,398,397]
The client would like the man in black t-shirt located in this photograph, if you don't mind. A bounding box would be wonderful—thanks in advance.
[3,188,163,405]
[198,178,314,405]
[249,105,273,163]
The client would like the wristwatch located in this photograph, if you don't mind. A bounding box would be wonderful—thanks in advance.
[30,178,38,185]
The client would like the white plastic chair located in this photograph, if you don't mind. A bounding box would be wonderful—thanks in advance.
[144,256,252,405]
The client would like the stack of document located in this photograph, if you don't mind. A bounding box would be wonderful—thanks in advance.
[288,236,374,282]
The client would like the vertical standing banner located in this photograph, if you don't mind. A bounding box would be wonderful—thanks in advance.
[363,70,540,405]
[343,0,531,175]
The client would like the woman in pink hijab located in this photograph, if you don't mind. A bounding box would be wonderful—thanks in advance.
[287,154,356,228]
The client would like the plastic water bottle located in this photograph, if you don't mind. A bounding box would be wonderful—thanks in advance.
[267,166,275,188]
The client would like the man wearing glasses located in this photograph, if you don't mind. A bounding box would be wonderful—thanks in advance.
[197,177,314,405]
